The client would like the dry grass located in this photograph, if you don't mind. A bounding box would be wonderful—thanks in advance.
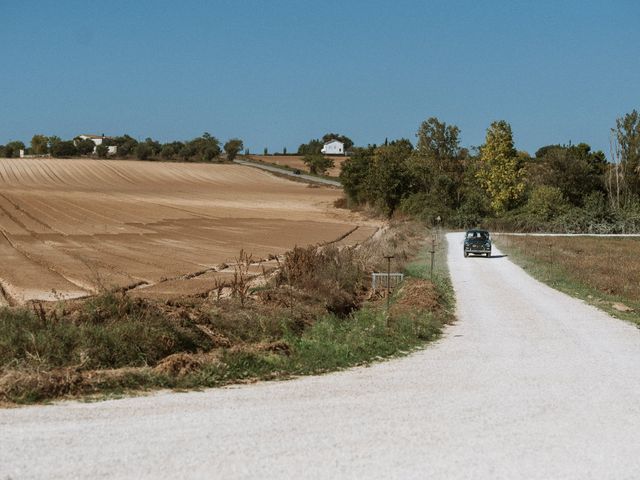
[495,235,640,322]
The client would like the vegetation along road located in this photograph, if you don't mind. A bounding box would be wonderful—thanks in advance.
[2,232,640,478]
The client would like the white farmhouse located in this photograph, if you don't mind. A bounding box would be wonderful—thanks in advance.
[320,139,344,155]
[77,134,118,155]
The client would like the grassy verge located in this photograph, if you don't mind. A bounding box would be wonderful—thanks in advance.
[494,234,640,325]
[0,223,454,405]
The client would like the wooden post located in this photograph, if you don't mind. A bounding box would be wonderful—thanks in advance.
[430,237,435,280]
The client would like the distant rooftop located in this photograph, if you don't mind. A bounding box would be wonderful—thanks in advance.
[80,134,112,139]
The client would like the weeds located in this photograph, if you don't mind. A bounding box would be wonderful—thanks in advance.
[231,249,253,307]
[277,244,366,316]
[0,222,454,405]
[0,294,209,371]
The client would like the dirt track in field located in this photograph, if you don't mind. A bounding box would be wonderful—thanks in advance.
[0,158,375,304]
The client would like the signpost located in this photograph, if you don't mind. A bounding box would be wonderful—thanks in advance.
[430,236,435,280]
[384,254,394,310]
[430,215,442,280]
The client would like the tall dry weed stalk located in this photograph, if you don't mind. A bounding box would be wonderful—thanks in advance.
[231,249,253,307]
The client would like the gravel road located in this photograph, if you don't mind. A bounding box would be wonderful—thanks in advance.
[2,232,640,479]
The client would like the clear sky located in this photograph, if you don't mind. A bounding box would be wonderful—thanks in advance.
[1,0,638,156]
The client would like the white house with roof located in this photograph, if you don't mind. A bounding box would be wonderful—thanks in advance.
[77,134,118,155]
[320,139,344,155]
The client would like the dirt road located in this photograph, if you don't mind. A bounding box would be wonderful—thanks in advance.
[233,158,342,186]
[2,232,640,478]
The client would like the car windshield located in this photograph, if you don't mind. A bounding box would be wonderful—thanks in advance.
[467,231,488,239]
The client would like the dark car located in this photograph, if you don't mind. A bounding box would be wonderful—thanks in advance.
[293,169,301,175]
[464,229,491,257]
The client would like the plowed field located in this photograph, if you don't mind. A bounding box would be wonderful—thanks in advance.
[0,158,375,304]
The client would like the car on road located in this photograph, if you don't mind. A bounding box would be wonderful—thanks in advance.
[464,229,491,257]
[293,169,301,175]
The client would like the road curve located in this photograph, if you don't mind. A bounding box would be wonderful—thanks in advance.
[233,158,342,187]
[2,232,640,479]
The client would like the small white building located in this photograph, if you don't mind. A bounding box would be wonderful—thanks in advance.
[320,139,344,155]
[77,134,118,155]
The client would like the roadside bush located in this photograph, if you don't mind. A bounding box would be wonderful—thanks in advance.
[399,192,454,225]
[277,245,365,316]
[0,294,209,370]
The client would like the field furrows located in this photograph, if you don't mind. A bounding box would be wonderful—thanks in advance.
[0,158,373,303]
[0,233,88,303]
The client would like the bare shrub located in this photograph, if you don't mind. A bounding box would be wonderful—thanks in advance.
[276,244,366,316]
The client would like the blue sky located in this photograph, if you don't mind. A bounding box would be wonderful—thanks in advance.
[1,0,638,155]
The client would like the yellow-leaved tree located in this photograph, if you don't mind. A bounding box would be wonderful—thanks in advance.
[477,120,525,214]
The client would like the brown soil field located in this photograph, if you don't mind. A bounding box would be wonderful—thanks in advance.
[0,158,376,304]
[247,155,348,177]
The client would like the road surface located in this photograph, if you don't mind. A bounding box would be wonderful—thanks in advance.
[2,232,640,479]
[233,158,342,187]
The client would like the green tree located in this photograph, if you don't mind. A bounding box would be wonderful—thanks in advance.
[365,141,414,216]
[408,117,464,205]
[143,137,161,156]
[477,120,525,214]
[615,109,640,203]
[31,135,49,155]
[135,143,152,160]
[179,143,197,161]
[533,143,606,206]
[303,153,334,175]
[297,139,323,155]
[160,142,182,160]
[111,135,138,157]
[192,133,221,161]
[4,141,26,158]
[525,185,570,222]
[415,117,460,162]
[47,136,61,154]
[177,133,220,162]
[160,144,175,159]
[51,140,77,157]
[224,138,244,161]
[96,144,109,158]
[74,137,96,155]
[340,147,375,204]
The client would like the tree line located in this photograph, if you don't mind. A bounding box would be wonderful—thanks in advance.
[0,133,244,162]
[339,111,640,233]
